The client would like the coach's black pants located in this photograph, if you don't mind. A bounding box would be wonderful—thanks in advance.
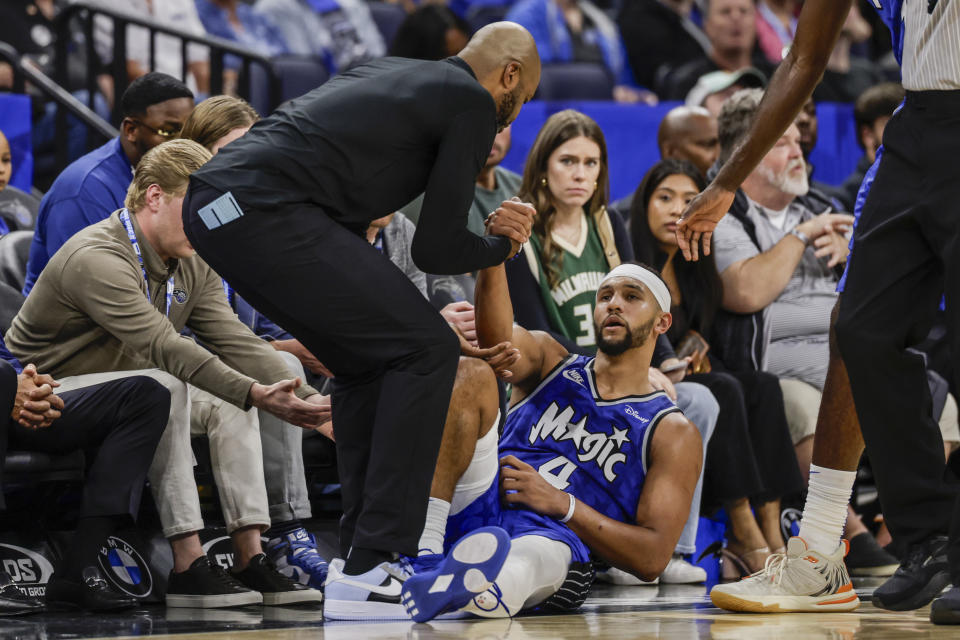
[0,360,169,518]
[183,180,459,557]
[835,90,960,581]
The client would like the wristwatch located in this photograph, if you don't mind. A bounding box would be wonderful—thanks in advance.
[788,227,811,247]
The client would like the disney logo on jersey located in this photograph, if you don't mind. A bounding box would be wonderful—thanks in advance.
[562,368,586,387]
[624,406,649,423]
[528,402,631,483]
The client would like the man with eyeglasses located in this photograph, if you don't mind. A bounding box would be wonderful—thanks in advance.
[22,72,195,296]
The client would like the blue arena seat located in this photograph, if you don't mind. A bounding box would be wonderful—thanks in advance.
[248,55,331,116]
[535,64,615,101]
[466,4,509,32]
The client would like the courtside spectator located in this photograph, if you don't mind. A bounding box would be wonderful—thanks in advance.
[617,0,710,92]
[658,0,771,101]
[390,5,471,61]
[0,346,169,612]
[630,158,803,576]
[256,0,386,72]
[23,72,194,296]
[507,0,652,102]
[90,0,211,94]
[505,110,630,352]
[834,82,904,211]
[6,140,327,607]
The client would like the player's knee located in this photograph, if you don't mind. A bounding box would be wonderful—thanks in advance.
[120,376,173,429]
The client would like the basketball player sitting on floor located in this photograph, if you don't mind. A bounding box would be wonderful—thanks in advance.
[394,261,703,621]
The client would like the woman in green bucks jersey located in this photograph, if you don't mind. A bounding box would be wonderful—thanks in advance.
[504,110,633,353]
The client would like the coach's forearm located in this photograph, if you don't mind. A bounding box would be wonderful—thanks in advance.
[713,0,852,192]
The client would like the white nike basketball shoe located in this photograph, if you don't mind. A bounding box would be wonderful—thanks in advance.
[710,537,860,613]
[323,557,412,621]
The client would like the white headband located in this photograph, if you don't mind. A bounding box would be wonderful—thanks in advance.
[599,264,672,313]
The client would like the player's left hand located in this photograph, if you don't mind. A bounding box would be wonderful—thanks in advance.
[499,454,569,519]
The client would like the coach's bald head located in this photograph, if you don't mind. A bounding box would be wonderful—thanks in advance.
[459,22,540,131]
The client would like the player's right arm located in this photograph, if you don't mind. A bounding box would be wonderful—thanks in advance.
[475,263,568,399]
[677,0,854,261]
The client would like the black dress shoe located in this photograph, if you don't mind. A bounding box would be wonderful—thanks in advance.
[46,567,138,612]
[0,571,43,616]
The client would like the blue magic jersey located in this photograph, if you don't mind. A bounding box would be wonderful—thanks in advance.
[446,355,681,562]
[870,0,905,63]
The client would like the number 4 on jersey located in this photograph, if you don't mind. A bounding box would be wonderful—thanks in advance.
[538,455,577,490]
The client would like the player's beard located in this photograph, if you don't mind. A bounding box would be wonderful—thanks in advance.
[595,315,656,356]
[495,88,519,131]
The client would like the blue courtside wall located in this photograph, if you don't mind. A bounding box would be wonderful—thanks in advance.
[502,100,860,203]
[0,94,33,192]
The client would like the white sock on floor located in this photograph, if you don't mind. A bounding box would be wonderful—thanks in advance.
[417,497,450,556]
[797,464,856,552]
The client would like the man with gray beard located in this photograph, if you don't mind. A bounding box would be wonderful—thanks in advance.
[709,89,854,389]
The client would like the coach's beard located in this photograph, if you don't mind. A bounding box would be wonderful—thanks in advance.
[595,315,656,356]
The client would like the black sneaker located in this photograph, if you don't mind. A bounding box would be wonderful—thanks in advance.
[0,571,43,615]
[845,532,900,577]
[232,554,323,606]
[931,585,960,625]
[166,556,262,608]
[872,535,951,611]
[46,567,137,612]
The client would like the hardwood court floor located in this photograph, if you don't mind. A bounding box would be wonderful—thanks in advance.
[3,583,957,640]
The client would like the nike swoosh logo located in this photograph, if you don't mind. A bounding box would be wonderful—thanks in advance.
[335,576,403,597]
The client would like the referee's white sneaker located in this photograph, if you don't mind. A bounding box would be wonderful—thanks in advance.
[710,537,860,613]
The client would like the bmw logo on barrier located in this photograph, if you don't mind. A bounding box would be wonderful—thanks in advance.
[98,536,153,598]
[0,543,55,597]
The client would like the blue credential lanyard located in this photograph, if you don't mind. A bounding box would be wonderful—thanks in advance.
[119,208,174,317]
[222,280,235,309]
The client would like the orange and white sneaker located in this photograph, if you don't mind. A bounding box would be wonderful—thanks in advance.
[710,537,860,613]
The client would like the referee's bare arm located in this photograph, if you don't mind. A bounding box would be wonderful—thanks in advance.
[677,0,854,261]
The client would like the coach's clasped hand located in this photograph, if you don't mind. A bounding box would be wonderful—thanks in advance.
[485,197,537,259]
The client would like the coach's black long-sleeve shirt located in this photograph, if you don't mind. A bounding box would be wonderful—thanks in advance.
[191,56,512,275]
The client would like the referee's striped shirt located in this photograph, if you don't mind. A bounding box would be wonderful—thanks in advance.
[901,0,960,90]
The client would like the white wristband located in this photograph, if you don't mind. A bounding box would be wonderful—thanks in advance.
[558,492,576,524]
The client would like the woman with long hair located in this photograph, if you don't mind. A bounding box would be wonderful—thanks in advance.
[631,158,803,576]
[505,109,631,352]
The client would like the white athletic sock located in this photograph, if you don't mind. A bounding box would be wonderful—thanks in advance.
[416,497,450,556]
[797,464,856,552]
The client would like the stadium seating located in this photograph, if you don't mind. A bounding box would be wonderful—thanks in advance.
[535,63,615,101]
[367,2,407,48]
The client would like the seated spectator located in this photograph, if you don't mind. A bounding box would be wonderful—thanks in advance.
[630,158,803,575]
[813,3,884,103]
[6,140,327,607]
[91,0,211,94]
[505,111,717,584]
[383,260,703,620]
[685,67,766,117]
[834,82,904,211]
[617,0,711,92]
[792,95,844,207]
[0,347,169,612]
[710,89,949,574]
[506,0,651,102]
[255,0,386,72]
[180,94,258,153]
[505,109,630,353]
[23,72,195,296]
[390,5,471,61]
[754,0,798,65]
[194,0,291,59]
[658,0,772,101]
[0,131,25,233]
[609,105,720,221]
